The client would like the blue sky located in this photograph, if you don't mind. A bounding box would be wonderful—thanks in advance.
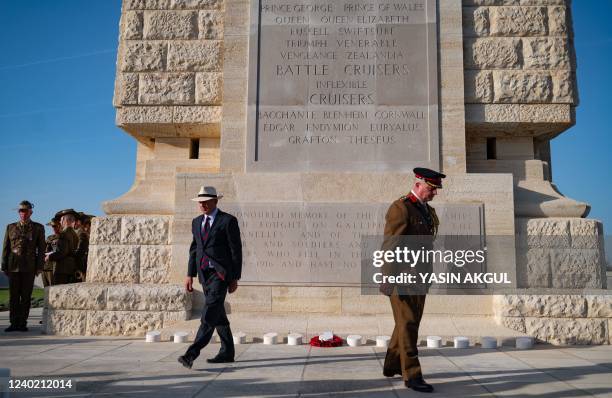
[0,1,610,237]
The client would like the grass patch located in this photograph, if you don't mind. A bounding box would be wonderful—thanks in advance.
[0,287,45,310]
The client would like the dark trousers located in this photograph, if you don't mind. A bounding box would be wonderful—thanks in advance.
[384,294,427,381]
[185,268,235,361]
[42,270,53,287]
[53,273,72,285]
[8,271,36,328]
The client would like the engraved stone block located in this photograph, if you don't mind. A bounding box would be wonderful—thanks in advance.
[463,7,489,37]
[44,310,87,336]
[87,311,163,336]
[272,287,341,313]
[493,71,552,103]
[167,41,222,72]
[465,70,493,103]
[106,284,190,311]
[121,41,166,72]
[88,245,140,283]
[122,11,144,39]
[196,72,223,104]
[121,216,170,245]
[586,295,612,318]
[140,245,172,283]
[465,38,522,69]
[524,317,608,345]
[143,10,198,39]
[90,216,122,245]
[198,10,223,39]
[47,284,107,310]
[114,73,139,106]
[489,6,547,36]
[225,286,272,312]
[139,73,195,105]
[523,38,570,70]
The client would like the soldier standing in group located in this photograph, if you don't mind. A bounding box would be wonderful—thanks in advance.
[74,212,91,282]
[1,201,45,332]
[46,209,79,285]
[42,218,61,287]
[380,168,445,393]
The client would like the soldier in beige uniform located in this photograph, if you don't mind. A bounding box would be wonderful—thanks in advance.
[42,218,61,287]
[2,201,45,332]
[46,209,79,285]
[74,212,91,282]
[380,168,445,393]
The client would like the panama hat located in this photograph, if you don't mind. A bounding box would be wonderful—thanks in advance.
[191,186,223,202]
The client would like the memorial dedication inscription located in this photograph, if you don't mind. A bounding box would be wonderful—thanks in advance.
[247,0,439,171]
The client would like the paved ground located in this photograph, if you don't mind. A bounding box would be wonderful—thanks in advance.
[1,309,611,397]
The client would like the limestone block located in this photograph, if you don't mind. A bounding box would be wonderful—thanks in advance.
[489,6,547,36]
[341,287,389,314]
[463,0,519,5]
[518,103,571,123]
[465,38,521,69]
[522,218,570,248]
[116,106,174,124]
[172,105,222,123]
[570,219,603,249]
[170,0,222,9]
[463,7,489,37]
[225,286,272,312]
[138,73,195,105]
[162,310,190,324]
[548,5,568,35]
[143,10,198,39]
[47,284,107,310]
[114,73,139,106]
[196,72,223,104]
[465,70,493,103]
[550,249,603,289]
[199,10,224,39]
[87,311,163,336]
[523,38,570,70]
[124,0,171,10]
[272,287,341,313]
[167,41,222,72]
[524,317,608,345]
[140,245,172,283]
[587,295,612,318]
[44,310,87,336]
[88,245,140,283]
[494,295,587,318]
[122,11,144,39]
[121,216,170,245]
[121,41,166,72]
[520,0,566,5]
[524,248,551,287]
[498,316,526,333]
[493,71,552,103]
[106,284,190,311]
[552,71,575,103]
[90,216,122,245]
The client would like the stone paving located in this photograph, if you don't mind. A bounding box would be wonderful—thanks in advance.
[1,309,611,397]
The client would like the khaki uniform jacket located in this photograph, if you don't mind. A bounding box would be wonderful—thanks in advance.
[49,227,79,275]
[44,234,59,272]
[1,221,46,273]
[74,229,89,273]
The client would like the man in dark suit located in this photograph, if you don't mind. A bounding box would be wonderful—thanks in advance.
[380,168,445,393]
[179,186,242,369]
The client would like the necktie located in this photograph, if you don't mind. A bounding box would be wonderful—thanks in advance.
[200,216,212,269]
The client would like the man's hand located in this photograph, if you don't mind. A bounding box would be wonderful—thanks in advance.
[44,255,50,262]
[185,276,194,292]
[228,280,238,294]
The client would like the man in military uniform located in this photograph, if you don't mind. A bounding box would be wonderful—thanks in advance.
[1,201,46,332]
[380,168,445,393]
[46,209,79,285]
[74,212,91,282]
[42,218,61,287]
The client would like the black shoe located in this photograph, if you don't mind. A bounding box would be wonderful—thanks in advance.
[17,326,29,332]
[206,355,234,364]
[4,325,18,332]
[178,355,193,369]
[383,369,401,378]
[405,377,434,393]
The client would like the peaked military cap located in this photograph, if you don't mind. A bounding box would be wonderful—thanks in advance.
[16,200,34,210]
[413,167,446,189]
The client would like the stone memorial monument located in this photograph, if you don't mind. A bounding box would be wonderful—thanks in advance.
[44,0,611,344]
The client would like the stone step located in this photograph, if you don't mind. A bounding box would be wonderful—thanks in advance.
[160,313,528,347]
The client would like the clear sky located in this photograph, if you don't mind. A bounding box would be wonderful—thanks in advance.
[0,1,610,237]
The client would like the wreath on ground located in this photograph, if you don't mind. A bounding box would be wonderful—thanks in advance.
[309,334,343,347]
